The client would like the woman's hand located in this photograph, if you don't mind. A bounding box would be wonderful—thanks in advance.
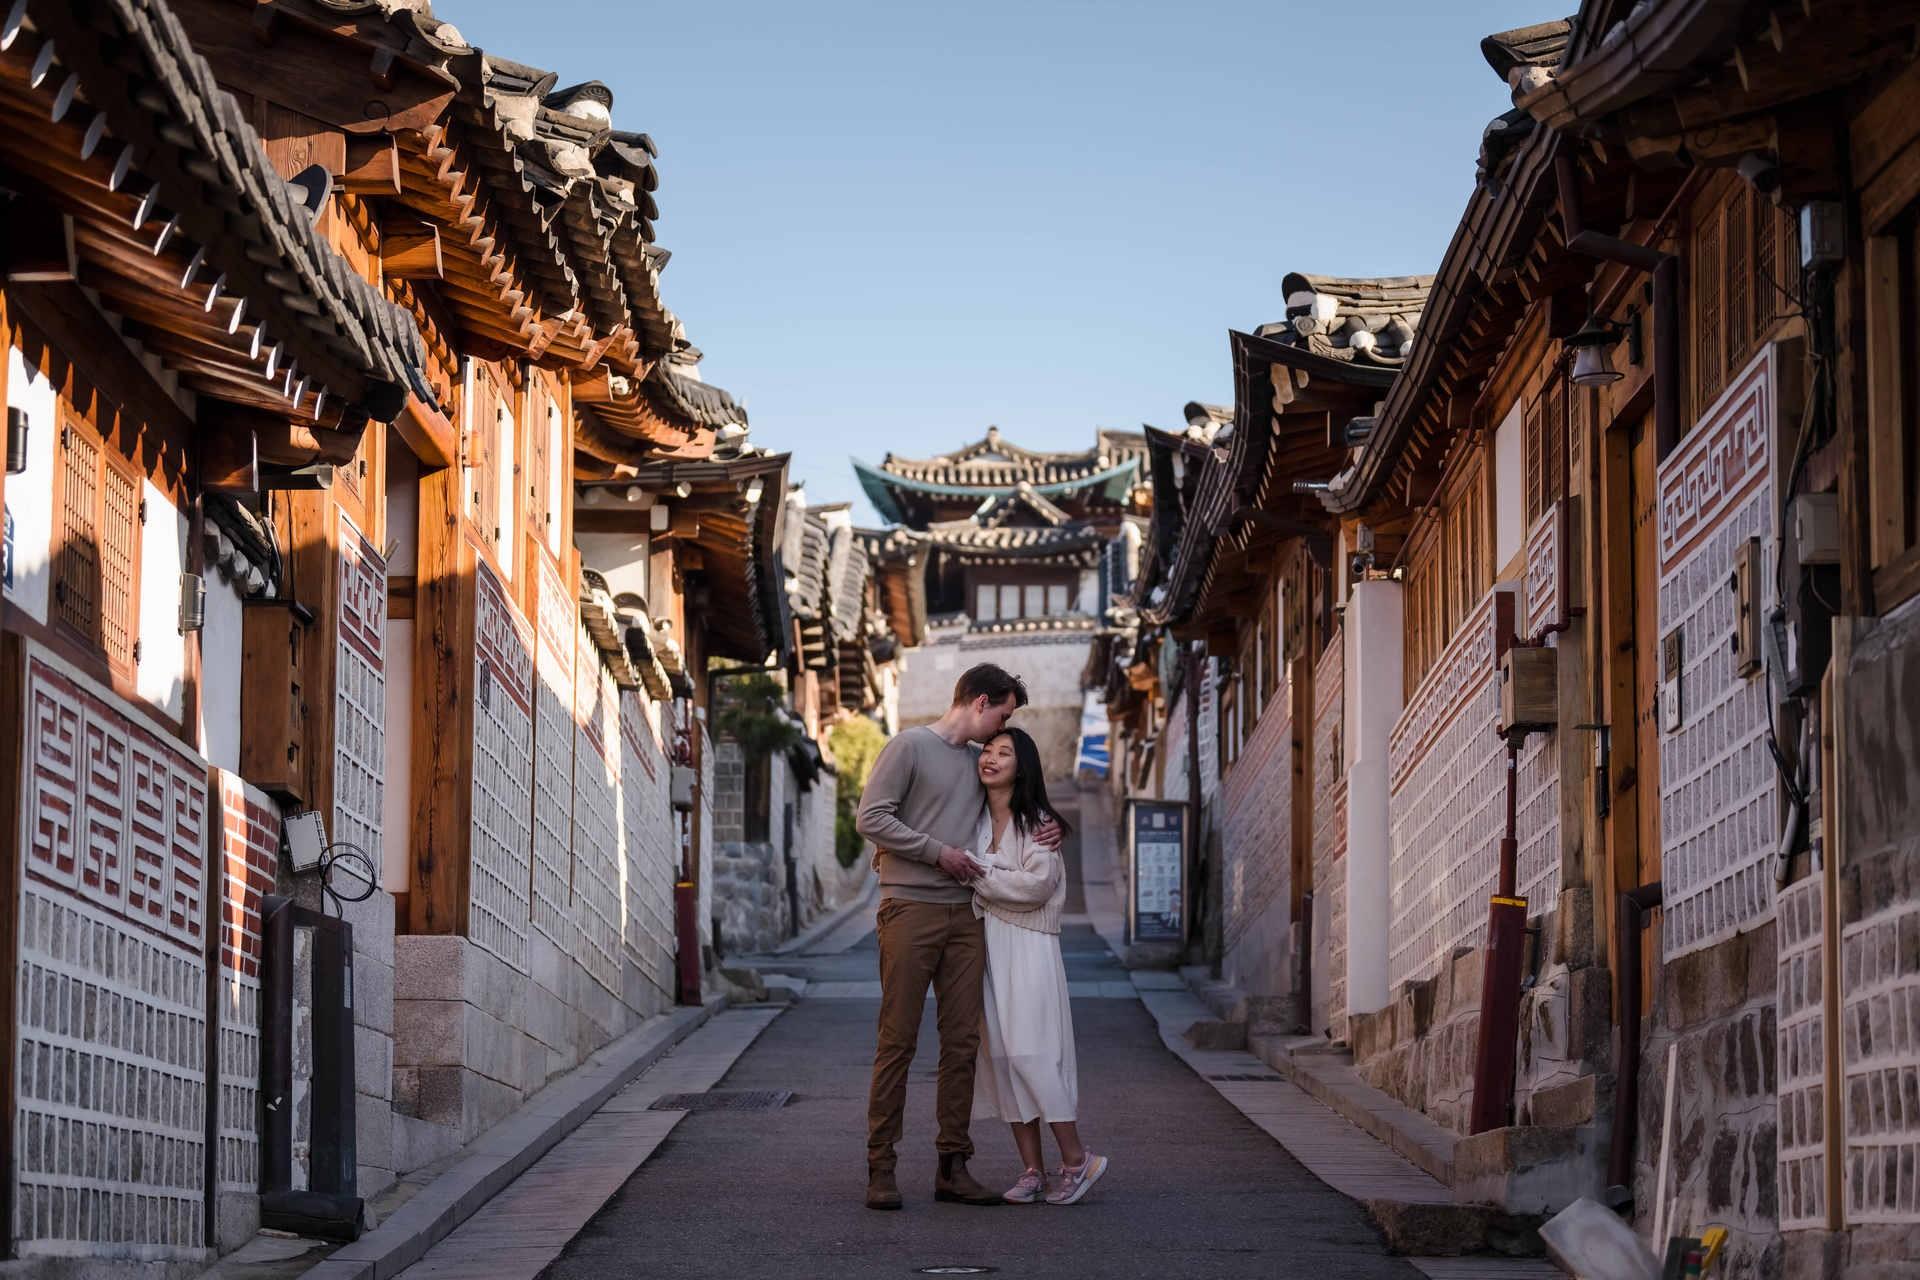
[1033,817,1064,851]
[937,844,984,883]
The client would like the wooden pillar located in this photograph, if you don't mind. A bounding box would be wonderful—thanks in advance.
[407,464,477,934]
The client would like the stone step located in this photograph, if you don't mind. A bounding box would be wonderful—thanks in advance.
[1364,1198,1548,1259]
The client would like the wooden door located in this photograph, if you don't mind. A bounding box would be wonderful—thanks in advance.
[1599,411,1664,1002]
[1629,416,1663,891]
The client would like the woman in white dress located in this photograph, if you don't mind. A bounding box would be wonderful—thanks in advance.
[969,727,1109,1206]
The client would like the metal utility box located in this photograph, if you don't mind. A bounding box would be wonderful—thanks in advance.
[1499,644,1558,734]
[670,764,697,811]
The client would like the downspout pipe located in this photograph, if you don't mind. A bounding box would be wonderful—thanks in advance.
[1608,881,1666,1201]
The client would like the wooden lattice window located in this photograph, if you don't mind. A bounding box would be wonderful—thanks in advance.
[1525,376,1568,528]
[1865,204,1920,608]
[527,371,564,557]
[1689,178,1800,427]
[54,411,142,676]
[1403,454,1489,695]
[466,364,503,548]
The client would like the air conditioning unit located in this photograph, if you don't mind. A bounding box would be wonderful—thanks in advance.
[1499,645,1558,735]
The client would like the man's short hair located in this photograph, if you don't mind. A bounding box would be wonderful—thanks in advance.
[951,663,1029,709]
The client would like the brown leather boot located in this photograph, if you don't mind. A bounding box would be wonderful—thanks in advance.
[866,1165,902,1210]
[935,1153,1002,1205]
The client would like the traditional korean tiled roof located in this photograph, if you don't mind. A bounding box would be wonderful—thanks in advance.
[8,0,432,428]
[1477,20,1574,182]
[971,484,1073,528]
[872,426,1148,489]
[651,359,748,430]
[919,523,1104,567]
[1253,274,1435,371]
[822,514,870,643]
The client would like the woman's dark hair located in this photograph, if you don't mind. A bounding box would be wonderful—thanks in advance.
[986,728,1073,840]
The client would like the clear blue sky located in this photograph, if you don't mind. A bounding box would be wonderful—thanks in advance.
[446,1,1552,523]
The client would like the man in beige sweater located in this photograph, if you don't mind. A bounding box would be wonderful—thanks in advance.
[855,662,1059,1210]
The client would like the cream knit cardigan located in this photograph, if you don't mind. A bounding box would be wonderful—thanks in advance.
[969,809,1065,934]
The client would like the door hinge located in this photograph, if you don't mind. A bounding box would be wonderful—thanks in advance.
[132,639,142,664]
[138,497,149,524]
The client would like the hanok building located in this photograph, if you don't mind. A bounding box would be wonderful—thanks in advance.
[856,426,1149,776]
[0,0,788,1265]
[1114,277,1430,1032]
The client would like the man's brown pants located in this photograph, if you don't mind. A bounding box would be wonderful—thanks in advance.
[867,898,985,1173]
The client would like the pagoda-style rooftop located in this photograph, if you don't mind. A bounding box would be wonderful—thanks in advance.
[856,426,1148,528]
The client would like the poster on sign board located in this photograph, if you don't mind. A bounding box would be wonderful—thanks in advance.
[1126,798,1188,944]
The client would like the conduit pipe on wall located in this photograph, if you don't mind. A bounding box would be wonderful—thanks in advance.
[1607,881,1665,1201]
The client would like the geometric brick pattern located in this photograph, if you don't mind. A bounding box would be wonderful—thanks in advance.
[1524,504,1560,636]
[530,552,577,951]
[14,643,211,1255]
[1311,633,1348,1042]
[571,628,622,998]
[1777,874,1829,1230]
[215,772,277,1201]
[470,559,535,975]
[335,512,386,885]
[1387,588,1559,989]
[1221,674,1292,959]
[1657,348,1778,960]
[619,691,677,1009]
[1841,899,1920,1225]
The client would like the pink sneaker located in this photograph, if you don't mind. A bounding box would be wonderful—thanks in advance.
[1045,1153,1108,1205]
[1003,1167,1047,1204]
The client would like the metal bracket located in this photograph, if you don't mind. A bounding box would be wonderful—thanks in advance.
[1572,723,1612,819]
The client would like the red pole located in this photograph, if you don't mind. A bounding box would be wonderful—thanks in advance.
[675,880,702,1005]
[1470,738,1527,1133]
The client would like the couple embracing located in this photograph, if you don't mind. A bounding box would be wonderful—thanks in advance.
[854,663,1109,1210]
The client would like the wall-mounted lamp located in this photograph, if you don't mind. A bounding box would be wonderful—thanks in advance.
[743,477,764,505]
[1292,479,1332,495]
[1566,318,1626,388]
[624,485,645,504]
[6,407,27,474]
[673,480,692,499]
[179,572,206,633]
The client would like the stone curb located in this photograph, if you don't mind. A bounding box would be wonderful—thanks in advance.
[300,997,725,1280]
[767,877,876,956]
[1246,1032,1458,1186]
[1163,968,1460,1186]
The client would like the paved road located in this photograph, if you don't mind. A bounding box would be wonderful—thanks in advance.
[539,808,1425,1280]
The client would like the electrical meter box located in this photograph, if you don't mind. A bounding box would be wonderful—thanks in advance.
[1499,645,1558,735]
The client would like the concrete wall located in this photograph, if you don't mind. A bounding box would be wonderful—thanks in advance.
[898,628,1091,780]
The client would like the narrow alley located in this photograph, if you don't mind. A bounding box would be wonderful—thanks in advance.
[373,803,1554,1280]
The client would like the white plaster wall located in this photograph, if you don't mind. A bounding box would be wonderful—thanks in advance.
[200,575,245,774]
[577,530,650,603]
[385,429,419,576]
[136,481,187,721]
[898,633,1090,779]
[1494,399,1524,570]
[1077,568,1099,615]
[4,348,56,623]
[383,617,415,892]
[1343,580,1403,1016]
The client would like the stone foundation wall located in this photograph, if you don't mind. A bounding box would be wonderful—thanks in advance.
[1350,888,1609,1187]
[1633,920,1781,1277]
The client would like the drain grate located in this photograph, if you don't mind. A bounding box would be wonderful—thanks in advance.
[649,1089,793,1112]
[1207,1073,1285,1082]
